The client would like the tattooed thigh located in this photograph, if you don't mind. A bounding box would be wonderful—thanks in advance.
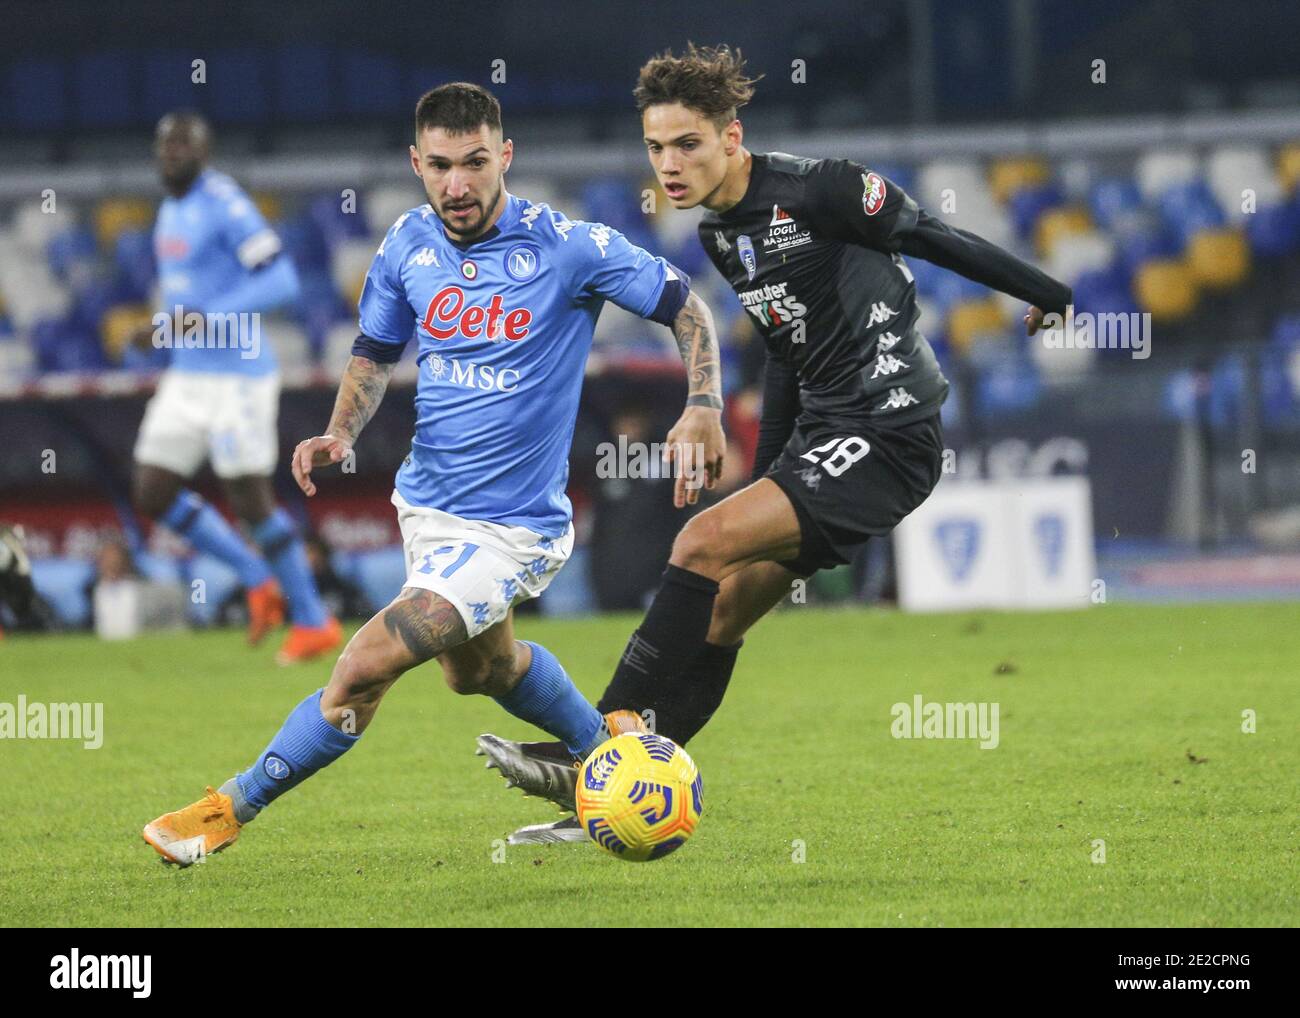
[381,587,469,664]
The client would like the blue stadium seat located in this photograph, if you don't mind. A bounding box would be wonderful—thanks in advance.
[114,228,156,301]
[1114,215,1179,278]
[1244,201,1300,259]
[1156,180,1225,248]
[308,192,368,247]
[32,317,108,373]
[976,355,1042,417]
[278,215,331,271]
[47,227,99,280]
[1088,178,1143,230]
[1207,352,1246,431]
[1007,182,1063,239]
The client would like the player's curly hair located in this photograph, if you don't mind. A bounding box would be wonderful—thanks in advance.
[415,82,502,138]
[634,42,763,131]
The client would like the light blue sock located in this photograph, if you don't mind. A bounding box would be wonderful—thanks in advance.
[494,641,604,757]
[253,508,329,628]
[162,490,271,589]
[226,689,358,823]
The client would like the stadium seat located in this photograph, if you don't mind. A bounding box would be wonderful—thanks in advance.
[251,191,285,223]
[1007,183,1063,240]
[1132,260,1197,321]
[100,303,154,362]
[1156,180,1225,248]
[1277,142,1300,194]
[1114,215,1179,279]
[1186,228,1249,291]
[94,198,155,250]
[31,317,108,373]
[1045,229,1114,286]
[1088,178,1143,231]
[1206,145,1283,222]
[1244,200,1300,258]
[1034,206,1091,259]
[1136,148,1199,201]
[113,228,156,301]
[331,238,378,308]
[988,156,1050,204]
[47,227,100,281]
[947,297,1006,353]
[308,192,369,248]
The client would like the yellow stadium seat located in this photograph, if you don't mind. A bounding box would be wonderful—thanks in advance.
[946,297,1006,353]
[347,271,368,310]
[1133,260,1198,321]
[94,198,155,249]
[1277,143,1300,194]
[101,303,155,362]
[989,157,1050,203]
[252,191,284,222]
[1035,206,1091,259]
[1186,228,1249,291]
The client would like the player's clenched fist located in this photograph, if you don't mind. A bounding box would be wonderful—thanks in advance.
[292,435,352,496]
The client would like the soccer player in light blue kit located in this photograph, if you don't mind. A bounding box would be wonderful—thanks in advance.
[143,84,726,865]
[131,112,341,664]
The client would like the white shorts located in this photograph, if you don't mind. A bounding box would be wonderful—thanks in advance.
[134,369,280,479]
[392,490,574,638]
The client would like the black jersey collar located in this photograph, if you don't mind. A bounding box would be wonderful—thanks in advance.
[716,152,766,220]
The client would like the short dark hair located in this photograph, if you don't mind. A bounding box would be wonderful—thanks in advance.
[414,82,502,139]
[634,42,762,132]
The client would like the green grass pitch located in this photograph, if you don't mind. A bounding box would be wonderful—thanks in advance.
[1,602,1295,927]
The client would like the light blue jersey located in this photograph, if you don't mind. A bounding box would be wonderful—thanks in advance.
[153,169,299,376]
[355,192,689,536]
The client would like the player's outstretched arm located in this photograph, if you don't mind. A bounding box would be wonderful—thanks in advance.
[665,289,726,508]
[292,354,394,496]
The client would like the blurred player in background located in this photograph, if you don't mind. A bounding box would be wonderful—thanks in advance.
[482,42,1073,843]
[142,84,726,866]
[130,112,340,664]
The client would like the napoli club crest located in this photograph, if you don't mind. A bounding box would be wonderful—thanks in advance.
[736,234,756,280]
[504,243,540,281]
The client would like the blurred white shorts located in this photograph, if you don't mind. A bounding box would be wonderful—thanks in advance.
[133,369,280,479]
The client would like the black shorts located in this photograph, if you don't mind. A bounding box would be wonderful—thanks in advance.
[763,413,944,576]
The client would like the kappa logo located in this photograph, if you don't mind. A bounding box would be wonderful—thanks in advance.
[866,301,898,327]
[861,172,887,216]
[714,230,731,254]
[520,203,545,230]
[878,386,919,410]
[796,465,822,491]
[553,216,576,241]
[877,331,902,351]
[870,353,909,378]
[409,247,441,268]
[588,223,613,258]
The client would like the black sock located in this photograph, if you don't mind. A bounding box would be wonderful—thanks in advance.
[598,564,718,723]
[657,639,742,745]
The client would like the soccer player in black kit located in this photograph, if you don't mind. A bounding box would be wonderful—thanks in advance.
[478,43,1073,842]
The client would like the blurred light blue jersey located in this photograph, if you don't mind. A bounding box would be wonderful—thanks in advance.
[153,169,299,376]
[354,192,689,536]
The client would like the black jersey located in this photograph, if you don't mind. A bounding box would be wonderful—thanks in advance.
[697,152,1072,478]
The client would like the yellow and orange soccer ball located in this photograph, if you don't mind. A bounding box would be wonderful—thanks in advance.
[575,732,703,862]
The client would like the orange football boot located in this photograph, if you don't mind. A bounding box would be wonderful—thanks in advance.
[142,786,241,866]
[246,578,285,645]
[275,615,343,665]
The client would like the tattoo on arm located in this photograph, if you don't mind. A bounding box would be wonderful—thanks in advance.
[673,291,724,410]
[326,355,395,445]
[382,588,468,662]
